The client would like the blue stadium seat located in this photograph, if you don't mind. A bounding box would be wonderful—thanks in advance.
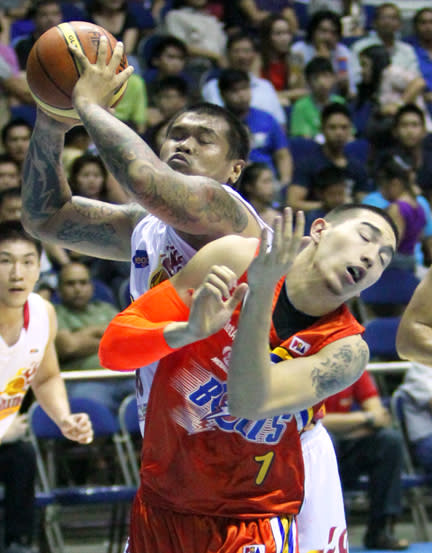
[362,316,401,360]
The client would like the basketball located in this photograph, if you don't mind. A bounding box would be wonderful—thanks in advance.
[26,21,129,120]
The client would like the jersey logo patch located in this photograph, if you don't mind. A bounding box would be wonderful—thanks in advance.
[243,546,266,553]
[288,337,311,356]
[133,250,149,268]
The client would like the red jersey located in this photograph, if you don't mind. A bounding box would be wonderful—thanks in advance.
[133,275,364,519]
[325,371,378,414]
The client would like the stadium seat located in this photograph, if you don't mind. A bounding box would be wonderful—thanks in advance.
[29,398,137,553]
[362,317,401,361]
[118,395,141,486]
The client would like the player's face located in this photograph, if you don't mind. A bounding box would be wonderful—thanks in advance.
[0,240,40,308]
[311,211,396,302]
[75,162,105,199]
[59,265,93,311]
[4,126,31,164]
[160,112,243,184]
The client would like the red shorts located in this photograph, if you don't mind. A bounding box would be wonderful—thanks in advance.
[127,495,298,553]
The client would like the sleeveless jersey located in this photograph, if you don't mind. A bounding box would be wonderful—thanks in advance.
[129,185,270,432]
[0,293,50,438]
[136,275,364,518]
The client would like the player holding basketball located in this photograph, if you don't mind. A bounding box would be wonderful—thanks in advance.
[0,221,93,553]
[98,206,397,553]
[23,37,351,553]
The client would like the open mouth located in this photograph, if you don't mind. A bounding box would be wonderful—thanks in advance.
[346,266,365,284]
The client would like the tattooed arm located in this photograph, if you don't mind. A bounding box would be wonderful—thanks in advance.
[21,110,146,261]
[67,38,258,244]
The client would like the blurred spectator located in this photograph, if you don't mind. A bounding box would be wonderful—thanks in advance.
[0,9,33,131]
[1,118,31,169]
[0,154,20,191]
[395,363,432,473]
[355,43,430,148]
[142,117,171,155]
[113,72,148,134]
[303,165,352,232]
[290,56,345,139]
[409,8,432,107]
[374,153,428,272]
[62,126,92,176]
[87,0,140,56]
[146,75,189,127]
[351,3,420,86]
[13,0,63,70]
[163,0,227,70]
[324,371,408,551]
[288,102,370,211]
[233,0,298,36]
[218,68,293,186]
[55,262,135,413]
[143,35,190,101]
[0,186,21,223]
[69,152,129,206]
[291,10,356,98]
[388,104,432,203]
[257,14,307,106]
[201,32,287,127]
[236,161,281,225]
[308,0,366,37]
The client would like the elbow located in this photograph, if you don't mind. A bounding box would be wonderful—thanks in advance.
[227,388,264,420]
[98,330,131,372]
[21,214,44,239]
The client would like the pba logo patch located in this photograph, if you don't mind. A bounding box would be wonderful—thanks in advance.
[133,250,149,268]
[243,546,266,553]
[288,336,311,356]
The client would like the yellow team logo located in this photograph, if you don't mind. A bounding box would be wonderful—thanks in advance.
[0,406,19,420]
[1,368,27,396]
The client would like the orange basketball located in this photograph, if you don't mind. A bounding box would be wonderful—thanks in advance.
[26,21,129,120]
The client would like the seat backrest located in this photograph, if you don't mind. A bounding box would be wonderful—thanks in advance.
[362,316,401,360]
[30,397,120,439]
[119,394,140,435]
[360,268,420,305]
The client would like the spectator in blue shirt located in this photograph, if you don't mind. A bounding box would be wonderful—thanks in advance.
[409,9,432,114]
[288,102,372,212]
[218,68,293,188]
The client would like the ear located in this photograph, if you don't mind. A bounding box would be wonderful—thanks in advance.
[309,218,328,243]
[228,159,246,185]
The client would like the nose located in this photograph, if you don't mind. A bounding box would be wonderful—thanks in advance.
[176,136,194,153]
[11,262,24,280]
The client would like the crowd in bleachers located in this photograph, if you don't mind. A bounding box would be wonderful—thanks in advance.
[2,0,432,551]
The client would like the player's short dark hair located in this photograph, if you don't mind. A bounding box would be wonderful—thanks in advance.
[0,220,42,257]
[218,69,250,94]
[166,102,250,161]
[305,57,334,82]
[321,102,351,125]
[1,118,32,145]
[394,103,425,127]
[324,203,399,246]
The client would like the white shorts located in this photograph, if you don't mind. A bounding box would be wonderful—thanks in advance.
[297,421,348,553]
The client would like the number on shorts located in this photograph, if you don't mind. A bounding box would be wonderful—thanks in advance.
[254,451,274,485]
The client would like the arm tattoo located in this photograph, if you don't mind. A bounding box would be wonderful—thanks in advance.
[78,106,248,233]
[57,219,123,248]
[310,340,369,399]
[22,129,67,222]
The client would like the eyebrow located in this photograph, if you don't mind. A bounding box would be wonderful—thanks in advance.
[169,124,219,138]
[361,222,395,257]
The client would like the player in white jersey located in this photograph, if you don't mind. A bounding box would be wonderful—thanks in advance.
[0,222,93,553]
[22,38,348,553]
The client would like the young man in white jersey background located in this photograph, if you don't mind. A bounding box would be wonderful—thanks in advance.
[22,38,347,553]
[0,221,94,553]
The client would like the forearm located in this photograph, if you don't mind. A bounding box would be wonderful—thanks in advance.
[32,374,71,427]
[22,112,72,235]
[275,150,293,184]
[402,78,426,104]
[56,329,103,361]
[73,99,165,198]
[397,319,432,364]
[228,287,274,417]
[323,411,373,434]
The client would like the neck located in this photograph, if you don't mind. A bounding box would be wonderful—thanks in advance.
[378,32,395,47]
[323,142,344,159]
[284,251,342,316]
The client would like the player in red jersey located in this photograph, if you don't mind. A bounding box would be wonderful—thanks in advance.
[99,204,398,553]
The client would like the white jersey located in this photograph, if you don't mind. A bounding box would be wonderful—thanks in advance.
[129,185,269,432]
[0,293,50,438]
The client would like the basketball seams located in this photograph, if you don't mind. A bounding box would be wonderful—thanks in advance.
[34,42,71,102]
[57,23,82,79]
